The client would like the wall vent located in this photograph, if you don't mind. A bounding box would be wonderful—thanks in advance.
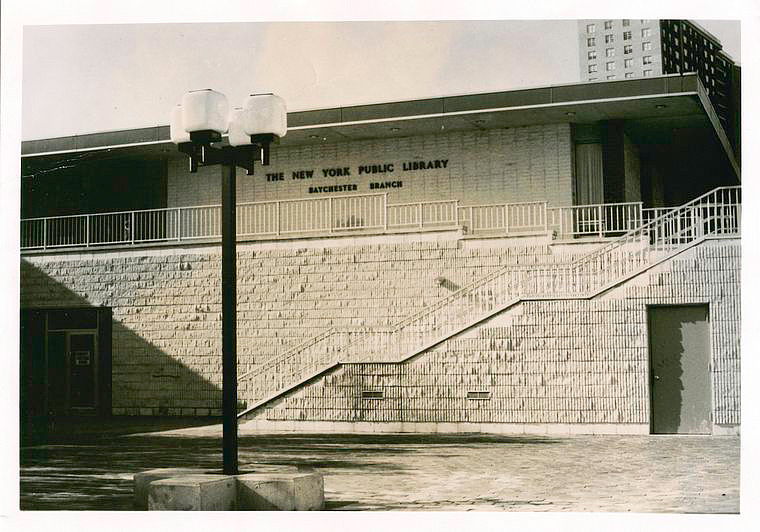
[467,390,491,400]
[361,390,384,399]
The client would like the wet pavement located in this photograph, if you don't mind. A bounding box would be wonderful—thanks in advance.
[19,418,739,513]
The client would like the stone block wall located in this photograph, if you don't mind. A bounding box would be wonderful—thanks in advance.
[21,238,574,415]
[255,239,740,431]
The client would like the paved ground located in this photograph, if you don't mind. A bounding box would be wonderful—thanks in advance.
[19,417,739,513]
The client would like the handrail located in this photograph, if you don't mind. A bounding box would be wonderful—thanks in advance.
[567,186,740,269]
[237,186,741,410]
[21,194,649,250]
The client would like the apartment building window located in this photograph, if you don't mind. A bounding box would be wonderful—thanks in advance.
[607,74,616,80]
[587,23,596,33]
[625,72,635,78]
[622,19,630,27]
[606,61,616,71]
[589,64,598,73]
[624,44,633,54]
[605,34,614,44]
[604,20,613,30]
[643,41,652,51]
[587,37,596,47]
[643,55,653,65]
[641,19,651,24]
[642,28,651,38]
[606,48,615,57]
[624,58,633,68]
[643,69,653,77]
[623,31,632,40]
[588,50,597,60]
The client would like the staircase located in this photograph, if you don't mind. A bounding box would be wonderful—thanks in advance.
[238,186,741,417]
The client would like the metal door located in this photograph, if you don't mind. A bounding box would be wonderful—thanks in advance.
[648,305,711,434]
[67,332,98,411]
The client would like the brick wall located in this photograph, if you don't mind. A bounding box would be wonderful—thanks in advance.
[167,124,574,209]
[255,239,740,430]
[21,238,573,416]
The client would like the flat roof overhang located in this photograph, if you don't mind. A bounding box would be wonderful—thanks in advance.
[21,73,740,181]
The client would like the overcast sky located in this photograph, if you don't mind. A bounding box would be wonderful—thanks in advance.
[19,17,740,140]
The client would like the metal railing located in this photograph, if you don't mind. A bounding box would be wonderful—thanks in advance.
[642,207,672,224]
[387,200,458,229]
[458,201,549,234]
[22,193,652,251]
[548,202,643,238]
[238,186,741,411]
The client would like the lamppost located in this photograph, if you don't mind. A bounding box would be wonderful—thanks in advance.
[170,89,287,475]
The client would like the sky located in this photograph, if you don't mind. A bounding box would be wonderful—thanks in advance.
[14,11,743,141]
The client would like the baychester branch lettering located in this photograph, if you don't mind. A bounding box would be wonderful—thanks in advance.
[309,184,358,194]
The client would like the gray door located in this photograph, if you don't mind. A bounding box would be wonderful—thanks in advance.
[648,305,711,434]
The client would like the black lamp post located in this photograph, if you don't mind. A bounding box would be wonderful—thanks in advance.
[170,90,287,475]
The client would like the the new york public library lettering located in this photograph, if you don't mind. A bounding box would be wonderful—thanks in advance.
[402,159,449,171]
[270,159,449,194]
[263,160,449,182]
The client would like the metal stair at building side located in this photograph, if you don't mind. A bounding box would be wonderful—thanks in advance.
[237,186,741,419]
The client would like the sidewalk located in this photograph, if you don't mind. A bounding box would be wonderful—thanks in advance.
[19,418,739,512]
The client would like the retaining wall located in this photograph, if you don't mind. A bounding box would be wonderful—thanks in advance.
[248,239,740,433]
[21,235,574,415]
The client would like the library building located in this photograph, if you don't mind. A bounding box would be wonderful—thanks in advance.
[20,72,741,436]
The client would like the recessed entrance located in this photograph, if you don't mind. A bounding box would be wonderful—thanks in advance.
[21,307,112,422]
[648,305,711,434]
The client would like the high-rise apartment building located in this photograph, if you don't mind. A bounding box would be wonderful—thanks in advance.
[578,19,740,159]
[578,19,663,82]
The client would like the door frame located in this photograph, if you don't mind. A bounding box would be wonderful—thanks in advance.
[646,302,712,434]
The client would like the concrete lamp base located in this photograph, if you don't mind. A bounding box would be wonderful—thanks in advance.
[134,467,325,511]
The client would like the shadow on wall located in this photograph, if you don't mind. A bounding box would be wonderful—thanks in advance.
[20,259,235,443]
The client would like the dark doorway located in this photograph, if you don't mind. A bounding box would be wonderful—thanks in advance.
[21,307,112,440]
[648,305,711,434]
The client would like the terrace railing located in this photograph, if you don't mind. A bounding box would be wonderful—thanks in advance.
[238,186,741,412]
[548,202,643,237]
[22,193,648,251]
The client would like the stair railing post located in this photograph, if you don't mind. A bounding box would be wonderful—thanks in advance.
[598,204,604,238]
[276,201,281,236]
[384,193,388,232]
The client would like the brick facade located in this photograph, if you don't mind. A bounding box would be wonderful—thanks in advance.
[21,237,576,416]
[249,239,740,432]
[167,124,574,209]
